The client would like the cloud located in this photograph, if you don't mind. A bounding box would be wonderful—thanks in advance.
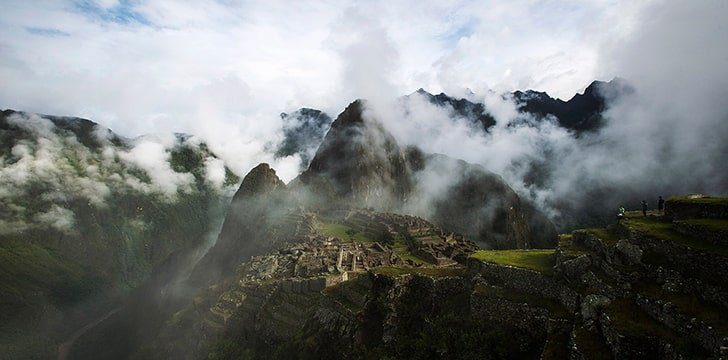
[35,205,75,233]
[119,134,195,197]
[1,1,726,229]
[0,0,642,182]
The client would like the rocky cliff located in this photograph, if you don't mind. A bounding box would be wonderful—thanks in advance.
[189,163,286,286]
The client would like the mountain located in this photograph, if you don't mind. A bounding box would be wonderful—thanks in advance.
[188,163,286,286]
[295,99,556,249]
[273,79,630,176]
[297,99,414,209]
[0,109,240,359]
[183,98,556,292]
[275,108,332,170]
[409,88,497,130]
[512,78,633,132]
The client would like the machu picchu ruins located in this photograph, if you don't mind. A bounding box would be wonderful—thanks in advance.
[149,179,728,359]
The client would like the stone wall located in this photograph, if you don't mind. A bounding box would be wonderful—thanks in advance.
[467,259,580,312]
[635,294,724,354]
[470,296,549,335]
[650,266,728,308]
[627,228,728,282]
[673,221,728,246]
[665,199,728,220]
[598,313,678,359]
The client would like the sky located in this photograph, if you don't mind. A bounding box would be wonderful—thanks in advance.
[0,0,725,184]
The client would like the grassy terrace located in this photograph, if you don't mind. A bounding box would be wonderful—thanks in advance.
[682,218,728,232]
[470,249,555,275]
[668,196,728,206]
[370,266,466,277]
[624,217,728,256]
[572,327,612,360]
[320,223,374,243]
[474,284,571,319]
[322,276,369,312]
[558,234,591,257]
[635,282,728,333]
[605,298,675,338]
[577,228,620,245]
[604,298,708,355]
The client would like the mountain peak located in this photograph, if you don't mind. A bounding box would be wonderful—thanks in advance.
[235,163,285,199]
[300,99,412,208]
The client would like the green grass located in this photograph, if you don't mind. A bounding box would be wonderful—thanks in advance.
[668,196,728,206]
[558,234,591,257]
[682,218,728,232]
[604,298,709,355]
[470,249,555,275]
[474,284,571,319]
[320,223,374,243]
[322,276,370,312]
[572,327,612,360]
[391,236,433,266]
[580,228,620,245]
[0,240,101,311]
[624,217,728,256]
[605,298,674,338]
[635,282,728,333]
[370,266,466,277]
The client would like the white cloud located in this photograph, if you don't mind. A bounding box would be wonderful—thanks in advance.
[1,0,726,225]
[0,0,644,181]
[118,134,195,197]
[35,205,75,233]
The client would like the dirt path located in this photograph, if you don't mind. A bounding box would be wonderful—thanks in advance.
[57,307,122,360]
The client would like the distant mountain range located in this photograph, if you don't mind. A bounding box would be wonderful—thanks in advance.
[276,79,632,170]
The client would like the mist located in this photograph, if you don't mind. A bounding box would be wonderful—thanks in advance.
[346,1,728,229]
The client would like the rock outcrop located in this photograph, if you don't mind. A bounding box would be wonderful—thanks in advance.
[297,100,413,210]
[188,163,286,286]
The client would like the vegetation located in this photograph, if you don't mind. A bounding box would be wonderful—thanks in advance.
[605,298,673,338]
[604,298,708,356]
[320,223,374,243]
[470,249,555,275]
[390,235,433,266]
[682,218,728,232]
[558,234,591,257]
[322,275,369,312]
[370,266,466,277]
[624,216,728,256]
[668,196,728,206]
[578,228,619,245]
[571,327,612,360]
[474,284,571,319]
[635,282,728,332]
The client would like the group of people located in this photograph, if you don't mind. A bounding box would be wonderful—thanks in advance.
[617,196,665,222]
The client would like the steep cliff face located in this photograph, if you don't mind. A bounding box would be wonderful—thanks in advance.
[189,163,286,286]
[298,100,413,210]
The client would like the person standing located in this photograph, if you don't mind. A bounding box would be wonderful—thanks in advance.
[657,196,665,214]
[641,200,648,217]
[617,206,626,222]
